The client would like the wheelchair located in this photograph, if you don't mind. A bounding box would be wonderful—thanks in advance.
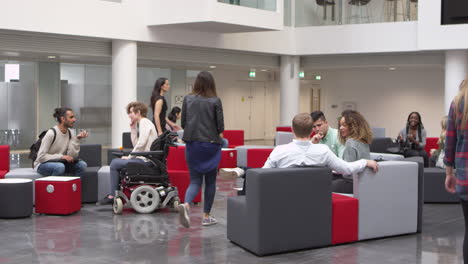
[112,131,180,214]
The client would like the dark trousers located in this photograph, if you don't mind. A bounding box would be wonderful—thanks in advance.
[404,149,429,167]
[331,174,353,194]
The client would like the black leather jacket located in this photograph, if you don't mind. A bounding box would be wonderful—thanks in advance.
[181,94,224,144]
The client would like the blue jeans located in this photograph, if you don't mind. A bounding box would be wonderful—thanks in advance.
[185,166,218,214]
[109,158,148,195]
[37,160,87,177]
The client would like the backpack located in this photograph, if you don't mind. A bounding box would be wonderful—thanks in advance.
[28,127,71,167]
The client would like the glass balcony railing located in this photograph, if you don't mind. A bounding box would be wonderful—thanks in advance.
[218,0,277,12]
[294,0,418,27]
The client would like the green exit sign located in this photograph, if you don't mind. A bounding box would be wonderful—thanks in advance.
[315,75,322,80]
[249,71,256,78]
[299,71,305,78]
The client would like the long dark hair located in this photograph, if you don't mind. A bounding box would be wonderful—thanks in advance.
[167,106,181,123]
[53,107,72,123]
[192,71,217,97]
[405,111,424,142]
[150,78,168,113]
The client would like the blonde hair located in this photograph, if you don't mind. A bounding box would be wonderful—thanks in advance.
[438,115,448,146]
[339,110,373,145]
[453,80,468,129]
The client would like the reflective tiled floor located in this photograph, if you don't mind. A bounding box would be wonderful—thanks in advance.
[0,176,465,264]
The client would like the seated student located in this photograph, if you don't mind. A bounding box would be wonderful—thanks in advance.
[235,113,378,195]
[97,101,157,205]
[332,110,373,194]
[397,111,429,167]
[35,107,88,177]
[165,106,182,132]
[310,111,345,158]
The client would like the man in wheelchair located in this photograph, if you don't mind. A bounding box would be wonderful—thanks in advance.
[97,102,159,206]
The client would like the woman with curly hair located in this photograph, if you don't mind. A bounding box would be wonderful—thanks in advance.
[332,110,373,193]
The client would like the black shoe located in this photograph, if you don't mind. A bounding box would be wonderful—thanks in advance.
[96,196,113,205]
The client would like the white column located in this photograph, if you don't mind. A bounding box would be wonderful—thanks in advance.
[112,40,137,148]
[445,50,468,114]
[280,55,300,125]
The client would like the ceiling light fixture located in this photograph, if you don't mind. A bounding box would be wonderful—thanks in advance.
[388,67,396,70]
[209,65,216,69]
[48,56,56,59]
[261,69,267,72]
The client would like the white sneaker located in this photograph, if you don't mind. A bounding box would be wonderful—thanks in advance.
[178,204,190,228]
[219,168,238,179]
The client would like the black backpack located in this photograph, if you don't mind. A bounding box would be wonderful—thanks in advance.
[29,127,71,167]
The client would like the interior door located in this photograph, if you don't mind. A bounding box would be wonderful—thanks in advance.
[249,81,266,140]
[232,83,252,139]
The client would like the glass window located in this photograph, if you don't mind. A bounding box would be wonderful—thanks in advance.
[218,0,277,12]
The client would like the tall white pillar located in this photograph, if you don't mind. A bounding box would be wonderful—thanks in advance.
[280,55,300,125]
[112,40,137,148]
[445,50,468,114]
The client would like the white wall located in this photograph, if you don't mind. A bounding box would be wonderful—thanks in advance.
[316,67,445,138]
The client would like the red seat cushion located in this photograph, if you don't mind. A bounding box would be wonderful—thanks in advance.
[247,148,274,168]
[168,170,201,203]
[0,145,9,172]
[425,137,438,158]
[223,130,244,148]
[276,126,292,132]
[166,146,188,171]
[0,170,7,179]
[332,193,358,245]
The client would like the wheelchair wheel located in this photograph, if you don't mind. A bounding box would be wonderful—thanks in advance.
[113,197,123,214]
[130,185,160,214]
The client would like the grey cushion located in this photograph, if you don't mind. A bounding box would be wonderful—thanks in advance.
[0,179,33,218]
[98,166,111,200]
[81,167,99,203]
[369,137,393,153]
[424,167,459,203]
[79,144,102,167]
[354,161,418,240]
[274,132,294,146]
[227,167,332,256]
[235,145,274,167]
[5,169,41,204]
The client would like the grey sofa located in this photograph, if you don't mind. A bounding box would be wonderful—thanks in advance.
[274,131,294,146]
[424,167,459,203]
[369,137,394,153]
[78,144,102,203]
[227,167,333,256]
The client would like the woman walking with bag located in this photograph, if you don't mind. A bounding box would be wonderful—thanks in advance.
[445,79,468,263]
[178,71,224,228]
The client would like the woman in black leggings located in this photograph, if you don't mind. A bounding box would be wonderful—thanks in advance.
[445,79,468,263]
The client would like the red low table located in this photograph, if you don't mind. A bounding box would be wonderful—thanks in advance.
[219,148,237,169]
[35,176,81,215]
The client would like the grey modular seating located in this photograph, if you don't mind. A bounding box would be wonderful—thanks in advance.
[227,161,420,256]
[424,167,459,203]
[274,131,294,146]
[78,144,102,203]
[402,157,424,233]
[371,127,386,138]
[235,145,275,167]
[98,166,111,200]
[369,137,394,153]
[227,167,333,256]
[0,178,33,218]
[354,160,419,240]
[5,144,102,204]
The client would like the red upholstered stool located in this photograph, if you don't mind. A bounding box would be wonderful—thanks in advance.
[223,130,244,148]
[247,148,274,168]
[35,176,81,215]
[0,145,9,179]
[219,148,237,169]
[168,170,201,203]
[425,137,438,158]
[167,146,188,171]
[276,126,292,132]
[331,193,358,245]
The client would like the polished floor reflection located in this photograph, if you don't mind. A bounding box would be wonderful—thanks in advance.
[0,176,465,264]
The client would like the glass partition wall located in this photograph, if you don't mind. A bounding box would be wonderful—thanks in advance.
[218,0,277,11]
[295,0,418,26]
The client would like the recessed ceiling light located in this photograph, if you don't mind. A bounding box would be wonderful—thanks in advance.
[261,69,267,72]
[48,56,56,59]
[388,67,396,70]
[209,65,216,69]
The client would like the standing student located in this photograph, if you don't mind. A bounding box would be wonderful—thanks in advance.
[178,71,224,228]
[150,78,170,135]
[445,79,468,263]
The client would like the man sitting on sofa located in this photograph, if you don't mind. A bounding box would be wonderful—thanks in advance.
[236,113,378,195]
[310,110,345,158]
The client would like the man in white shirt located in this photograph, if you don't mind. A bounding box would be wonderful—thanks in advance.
[238,113,378,195]
[97,101,158,205]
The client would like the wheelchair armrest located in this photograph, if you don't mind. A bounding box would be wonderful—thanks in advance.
[112,150,132,157]
[130,151,164,156]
